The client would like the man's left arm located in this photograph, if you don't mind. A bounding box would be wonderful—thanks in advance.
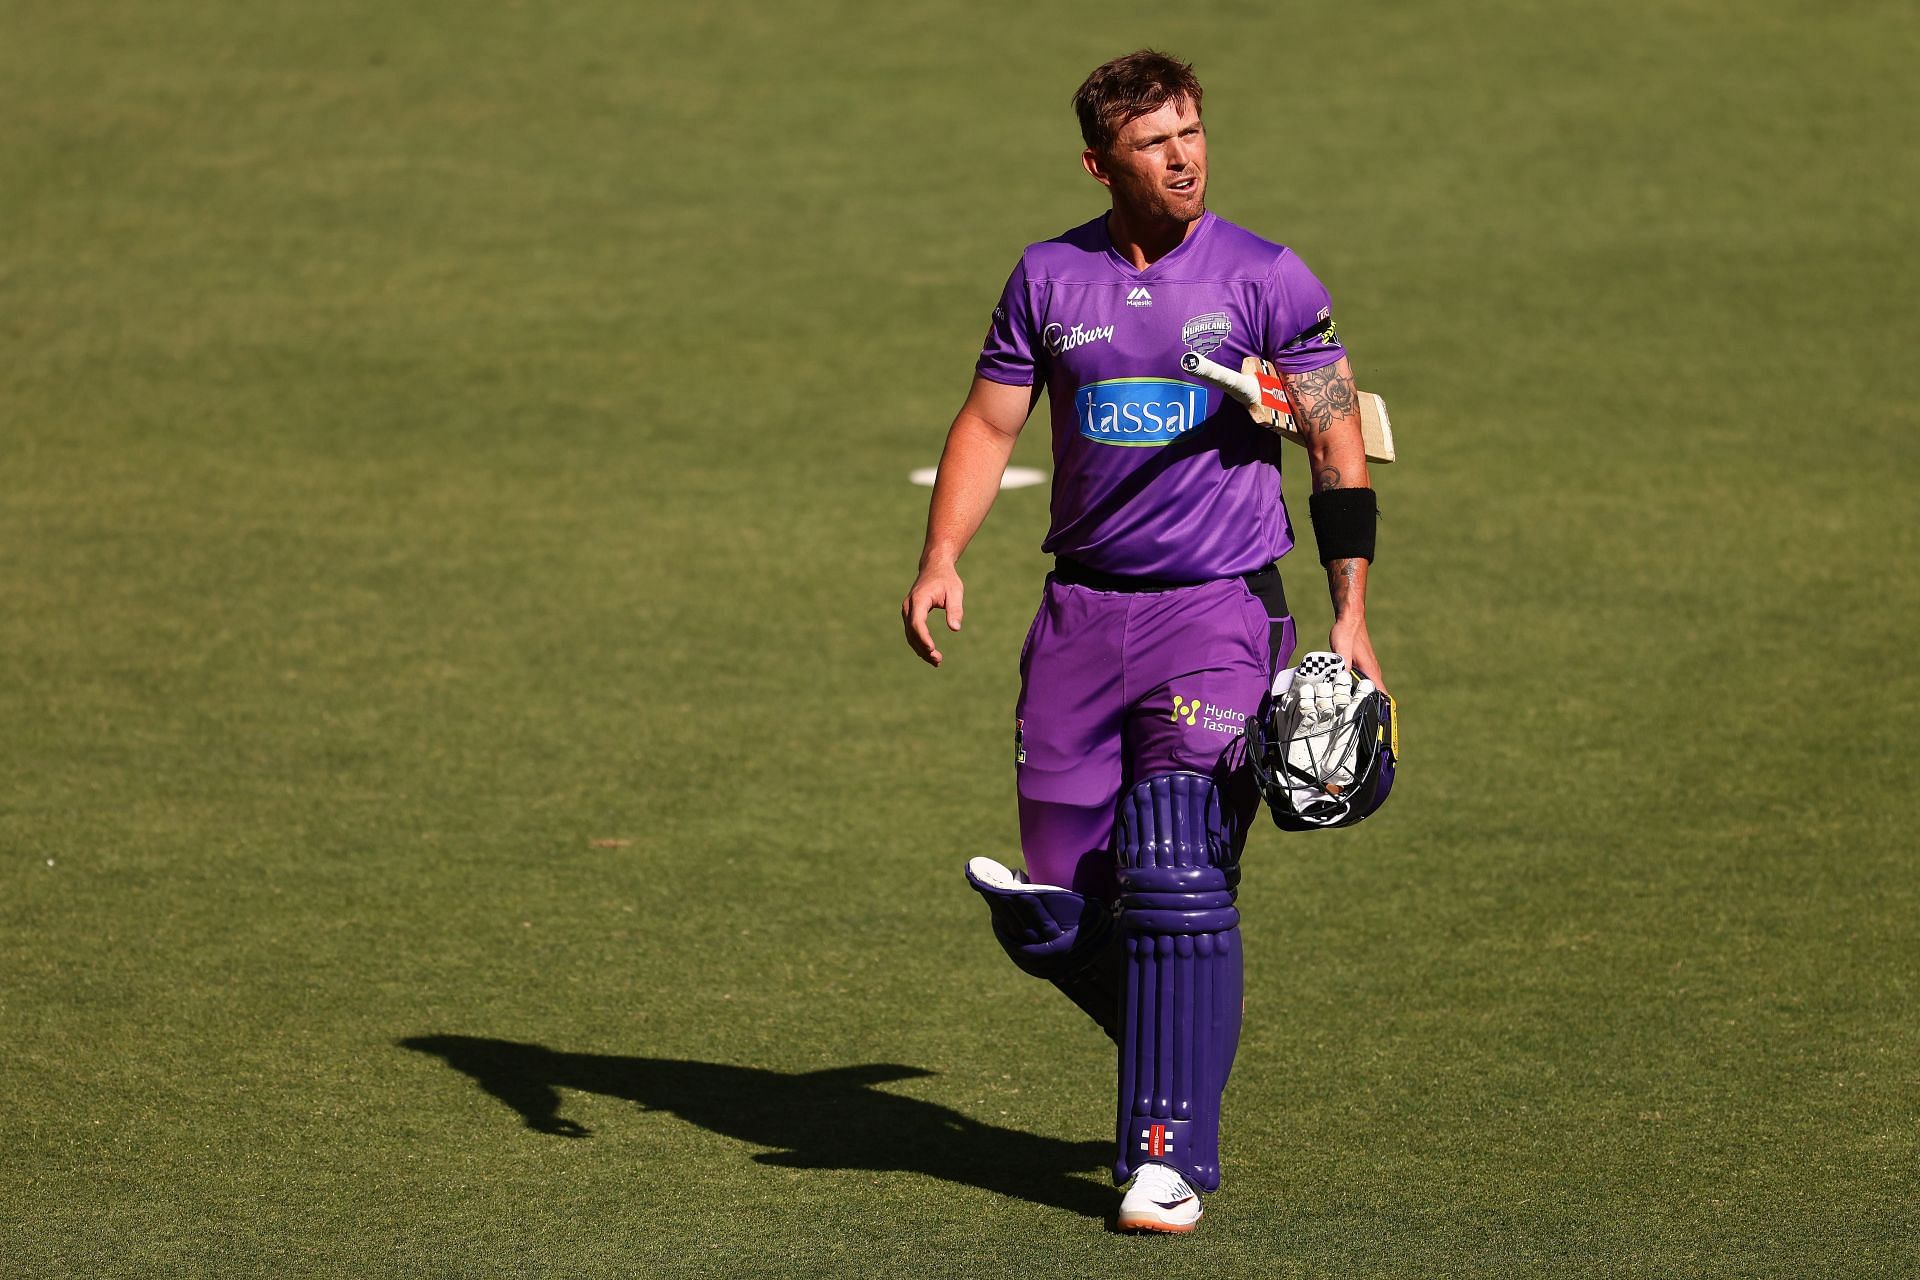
[1280,356,1388,693]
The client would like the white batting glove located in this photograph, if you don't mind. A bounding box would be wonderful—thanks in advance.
[1321,676,1374,790]
[1278,654,1375,795]
[1280,653,1340,786]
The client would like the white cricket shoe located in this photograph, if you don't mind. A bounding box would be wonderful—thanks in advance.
[1117,1161,1204,1234]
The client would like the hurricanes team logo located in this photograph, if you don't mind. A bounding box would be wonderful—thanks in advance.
[1181,311,1231,355]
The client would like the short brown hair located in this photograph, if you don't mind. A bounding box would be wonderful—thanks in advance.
[1072,50,1204,153]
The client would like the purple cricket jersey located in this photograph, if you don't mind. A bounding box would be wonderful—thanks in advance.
[977,210,1346,581]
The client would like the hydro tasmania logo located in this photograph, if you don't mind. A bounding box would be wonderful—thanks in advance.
[1075,378,1208,447]
[1126,286,1153,308]
[1170,692,1247,736]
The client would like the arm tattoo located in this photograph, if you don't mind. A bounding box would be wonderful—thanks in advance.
[1286,363,1359,436]
[1315,465,1341,492]
[1328,558,1360,618]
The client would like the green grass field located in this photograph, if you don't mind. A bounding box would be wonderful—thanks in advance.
[4,2,1916,1275]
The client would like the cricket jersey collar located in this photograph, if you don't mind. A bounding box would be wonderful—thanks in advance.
[1102,209,1217,280]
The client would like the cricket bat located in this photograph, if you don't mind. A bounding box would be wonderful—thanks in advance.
[1180,351,1396,463]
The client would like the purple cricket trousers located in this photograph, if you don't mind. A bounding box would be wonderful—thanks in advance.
[1013,568,1297,898]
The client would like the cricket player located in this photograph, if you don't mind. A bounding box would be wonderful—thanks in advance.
[902,50,1387,1233]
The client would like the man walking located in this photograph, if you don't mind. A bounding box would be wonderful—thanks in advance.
[903,50,1386,1233]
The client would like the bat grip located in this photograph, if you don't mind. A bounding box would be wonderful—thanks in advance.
[1181,350,1260,407]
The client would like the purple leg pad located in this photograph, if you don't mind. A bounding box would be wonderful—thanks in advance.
[964,864,1123,1040]
[1112,772,1242,1192]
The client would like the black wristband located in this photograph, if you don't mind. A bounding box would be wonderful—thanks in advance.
[1308,487,1377,565]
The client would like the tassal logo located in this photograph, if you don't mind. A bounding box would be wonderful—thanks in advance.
[1075,378,1209,447]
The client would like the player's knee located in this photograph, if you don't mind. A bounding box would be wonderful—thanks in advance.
[1113,772,1239,931]
[964,857,1115,979]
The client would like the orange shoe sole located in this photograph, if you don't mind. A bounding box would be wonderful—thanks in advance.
[1116,1214,1201,1234]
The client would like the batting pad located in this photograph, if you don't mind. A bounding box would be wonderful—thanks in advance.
[964,858,1123,1040]
[1112,772,1242,1192]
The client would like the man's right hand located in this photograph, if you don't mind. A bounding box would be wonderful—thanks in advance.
[902,563,965,667]
[902,375,1035,669]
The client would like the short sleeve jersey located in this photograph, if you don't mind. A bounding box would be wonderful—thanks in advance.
[977,211,1345,580]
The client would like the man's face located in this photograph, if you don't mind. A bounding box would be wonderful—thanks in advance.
[1083,96,1207,224]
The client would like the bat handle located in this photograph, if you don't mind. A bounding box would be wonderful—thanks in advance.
[1182,349,1260,408]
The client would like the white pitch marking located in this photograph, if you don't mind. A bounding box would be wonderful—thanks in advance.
[909,466,1046,489]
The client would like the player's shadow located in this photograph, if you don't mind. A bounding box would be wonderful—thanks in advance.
[399,1034,1112,1218]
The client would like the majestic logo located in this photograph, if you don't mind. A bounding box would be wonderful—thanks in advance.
[1075,378,1208,447]
[1043,321,1115,355]
[1181,311,1232,355]
[1126,286,1153,308]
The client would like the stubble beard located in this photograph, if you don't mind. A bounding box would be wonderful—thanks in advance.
[1153,191,1206,232]
[1132,172,1206,227]
[1169,181,1207,224]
